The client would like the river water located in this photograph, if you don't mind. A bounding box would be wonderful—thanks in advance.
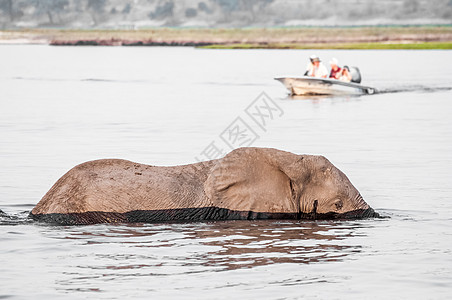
[0,45,451,299]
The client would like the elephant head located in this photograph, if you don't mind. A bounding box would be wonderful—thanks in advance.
[204,148,378,219]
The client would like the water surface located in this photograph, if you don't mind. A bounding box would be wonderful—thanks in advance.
[0,46,451,299]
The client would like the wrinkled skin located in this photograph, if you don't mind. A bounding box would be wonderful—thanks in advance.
[30,147,379,225]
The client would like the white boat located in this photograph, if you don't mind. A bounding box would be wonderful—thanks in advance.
[275,76,377,96]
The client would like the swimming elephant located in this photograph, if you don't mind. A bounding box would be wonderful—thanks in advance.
[30,147,379,225]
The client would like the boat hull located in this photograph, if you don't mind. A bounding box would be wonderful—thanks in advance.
[275,77,376,96]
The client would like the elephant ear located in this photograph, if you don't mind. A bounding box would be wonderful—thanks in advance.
[204,148,299,214]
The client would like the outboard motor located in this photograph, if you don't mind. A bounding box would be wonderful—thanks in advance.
[346,66,362,83]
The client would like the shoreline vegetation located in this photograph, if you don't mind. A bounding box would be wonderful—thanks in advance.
[1,27,452,49]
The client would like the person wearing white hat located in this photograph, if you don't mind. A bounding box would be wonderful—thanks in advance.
[329,58,352,82]
[304,54,328,78]
[329,57,342,79]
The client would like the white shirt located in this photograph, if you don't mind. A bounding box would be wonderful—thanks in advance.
[306,62,329,78]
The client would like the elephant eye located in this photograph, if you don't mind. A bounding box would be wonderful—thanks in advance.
[334,200,343,210]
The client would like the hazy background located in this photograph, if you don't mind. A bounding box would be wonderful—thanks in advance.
[1,0,452,29]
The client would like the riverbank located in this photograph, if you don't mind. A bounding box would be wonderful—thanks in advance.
[202,42,452,50]
[1,27,452,49]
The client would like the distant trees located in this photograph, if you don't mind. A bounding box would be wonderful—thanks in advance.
[237,0,274,23]
[87,0,106,25]
[198,2,213,14]
[403,0,419,14]
[185,8,197,18]
[0,0,17,22]
[148,1,174,20]
[209,0,274,24]
[122,3,131,14]
[0,0,451,28]
[34,0,69,25]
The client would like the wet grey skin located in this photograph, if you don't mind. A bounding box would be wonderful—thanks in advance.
[30,147,380,225]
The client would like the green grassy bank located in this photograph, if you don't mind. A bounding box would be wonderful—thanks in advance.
[201,42,452,50]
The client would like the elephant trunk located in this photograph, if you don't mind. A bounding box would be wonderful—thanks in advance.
[340,207,380,219]
[362,207,380,218]
[353,194,380,218]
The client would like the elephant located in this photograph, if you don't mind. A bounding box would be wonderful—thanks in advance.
[30,147,379,225]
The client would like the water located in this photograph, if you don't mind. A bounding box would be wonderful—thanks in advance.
[1,45,451,299]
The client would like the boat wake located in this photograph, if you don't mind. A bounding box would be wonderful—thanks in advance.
[378,85,452,94]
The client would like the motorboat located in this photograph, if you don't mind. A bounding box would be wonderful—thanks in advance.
[275,67,377,96]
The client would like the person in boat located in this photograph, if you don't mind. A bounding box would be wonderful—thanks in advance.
[305,55,328,78]
[338,66,352,82]
[329,58,352,82]
[329,58,342,79]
